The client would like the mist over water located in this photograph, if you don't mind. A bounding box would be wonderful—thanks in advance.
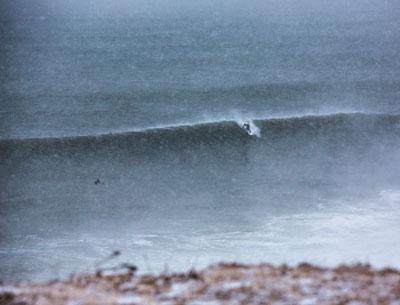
[1,0,400,281]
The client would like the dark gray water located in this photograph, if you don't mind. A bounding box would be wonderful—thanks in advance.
[1,0,400,281]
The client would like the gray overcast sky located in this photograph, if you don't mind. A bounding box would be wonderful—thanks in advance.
[1,0,398,20]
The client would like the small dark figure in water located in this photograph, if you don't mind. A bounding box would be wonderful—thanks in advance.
[94,178,101,185]
[243,122,251,133]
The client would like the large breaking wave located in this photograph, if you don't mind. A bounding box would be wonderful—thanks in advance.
[1,113,400,281]
[1,112,400,152]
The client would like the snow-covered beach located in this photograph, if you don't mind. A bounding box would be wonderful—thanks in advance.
[2,262,399,305]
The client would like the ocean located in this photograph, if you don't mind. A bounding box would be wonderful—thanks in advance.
[1,0,400,281]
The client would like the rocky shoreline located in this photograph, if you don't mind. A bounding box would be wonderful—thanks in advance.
[1,263,400,305]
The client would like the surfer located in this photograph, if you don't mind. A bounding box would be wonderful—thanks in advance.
[94,178,101,185]
[243,122,251,134]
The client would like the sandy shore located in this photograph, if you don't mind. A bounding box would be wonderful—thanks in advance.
[1,263,400,305]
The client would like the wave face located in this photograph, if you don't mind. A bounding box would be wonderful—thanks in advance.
[0,114,400,183]
[2,113,400,202]
[2,112,400,202]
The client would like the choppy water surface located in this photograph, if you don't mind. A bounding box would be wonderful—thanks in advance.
[1,0,399,281]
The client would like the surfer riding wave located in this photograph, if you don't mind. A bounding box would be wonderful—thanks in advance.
[239,120,261,137]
